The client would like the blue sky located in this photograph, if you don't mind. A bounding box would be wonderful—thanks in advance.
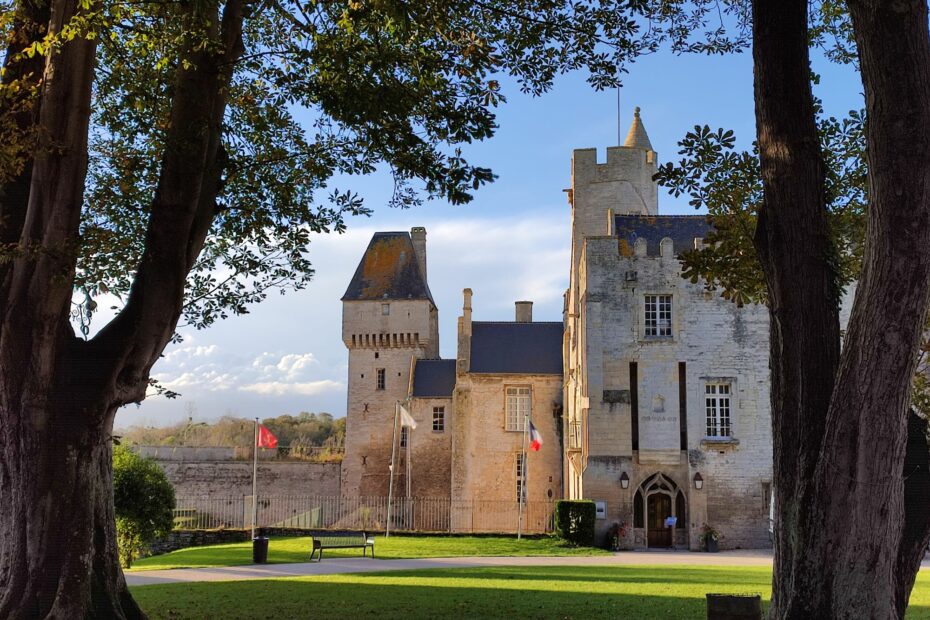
[115,46,862,429]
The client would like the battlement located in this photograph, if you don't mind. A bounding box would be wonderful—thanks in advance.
[571,145,657,185]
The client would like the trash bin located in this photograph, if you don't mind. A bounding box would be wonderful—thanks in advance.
[706,593,762,620]
[252,537,269,564]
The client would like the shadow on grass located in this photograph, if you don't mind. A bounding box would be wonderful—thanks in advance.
[132,580,735,620]
[129,564,930,619]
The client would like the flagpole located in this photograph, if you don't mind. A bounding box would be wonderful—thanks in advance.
[251,418,258,540]
[386,402,399,538]
[518,412,528,540]
[406,408,412,528]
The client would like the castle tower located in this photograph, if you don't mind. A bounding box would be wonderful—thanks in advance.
[567,107,659,316]
[341,229,439,497]
[569,107,658,268]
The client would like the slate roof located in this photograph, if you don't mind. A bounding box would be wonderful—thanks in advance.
[469,322,563,375]
[411,359,456,398]
[614,214,713,257]
[342,232,434,303]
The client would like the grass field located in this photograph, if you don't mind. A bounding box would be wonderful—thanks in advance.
[130,564,930,619]
[129,535,610,571]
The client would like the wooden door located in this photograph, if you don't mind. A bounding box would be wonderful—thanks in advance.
[647,493,672,548]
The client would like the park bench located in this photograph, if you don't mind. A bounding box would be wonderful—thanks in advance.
[309,530,375,561]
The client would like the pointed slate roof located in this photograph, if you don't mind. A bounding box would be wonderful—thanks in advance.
[341,232,434,303]
[615,214,713,257]
[623,107,654,151]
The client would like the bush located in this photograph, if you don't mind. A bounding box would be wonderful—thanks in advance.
[113,446,176,568]
[554,500,596,546]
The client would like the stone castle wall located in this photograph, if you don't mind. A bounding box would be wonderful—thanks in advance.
[341,299,438,497]
[157,460,342,498]
[451,373,563,532]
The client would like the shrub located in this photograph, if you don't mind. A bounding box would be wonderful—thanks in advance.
[113,446,176,568]
[554,500,596,546]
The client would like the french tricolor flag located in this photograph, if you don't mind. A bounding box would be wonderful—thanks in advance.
[529,421,543,452]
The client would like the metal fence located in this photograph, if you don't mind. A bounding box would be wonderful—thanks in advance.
[173,495,555,534]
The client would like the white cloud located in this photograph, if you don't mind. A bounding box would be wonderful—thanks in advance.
[239,380,343,396]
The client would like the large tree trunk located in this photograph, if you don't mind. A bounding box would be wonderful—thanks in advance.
[0,386,142,618]
[754,0,930,617]
[0,0,245,616]
[750,0,841,616]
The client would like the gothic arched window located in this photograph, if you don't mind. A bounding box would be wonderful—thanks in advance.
[634,490,644,528]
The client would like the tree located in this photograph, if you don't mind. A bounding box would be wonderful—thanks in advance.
[0,0,650,617]
[112,446,175,569]
[657,1,930,615]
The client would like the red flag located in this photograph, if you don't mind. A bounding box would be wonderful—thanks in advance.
[257,424,278,449]
[529,422,543,452]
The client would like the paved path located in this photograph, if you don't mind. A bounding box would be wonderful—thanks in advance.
[126,549,776,586]
[125,549,930,586]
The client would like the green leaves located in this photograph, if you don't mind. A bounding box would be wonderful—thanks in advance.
[113,446,176,567]
[655,109,866,306]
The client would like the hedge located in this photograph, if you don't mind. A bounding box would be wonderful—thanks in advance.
[554,500,596,546]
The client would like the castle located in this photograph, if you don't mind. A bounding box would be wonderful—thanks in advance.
[340,109,773,550]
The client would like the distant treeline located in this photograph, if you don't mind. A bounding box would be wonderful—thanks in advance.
[118,412,345,450]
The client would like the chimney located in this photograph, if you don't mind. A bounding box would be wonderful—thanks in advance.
[457,288,473,374]
[410,227,427,280]
[515,301,533,323]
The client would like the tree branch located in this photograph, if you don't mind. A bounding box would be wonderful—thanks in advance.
[93,0,246,404]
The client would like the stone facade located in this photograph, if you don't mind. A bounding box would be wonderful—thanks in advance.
[340,109,780,546]
[564,110,772,550]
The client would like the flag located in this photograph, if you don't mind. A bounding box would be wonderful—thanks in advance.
[529,421,543,452]
[399,404,417,429]
[257,424,278,449]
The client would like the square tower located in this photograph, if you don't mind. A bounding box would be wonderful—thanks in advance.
[341,229,439,497]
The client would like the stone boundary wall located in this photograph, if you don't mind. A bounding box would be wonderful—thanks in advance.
[157,460,342,498]
[132,445,279,461]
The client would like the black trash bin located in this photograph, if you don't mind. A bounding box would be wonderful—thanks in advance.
[252,537,269,564]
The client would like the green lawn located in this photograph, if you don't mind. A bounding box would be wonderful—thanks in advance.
[129,535,610,571]
[130,565,930,619]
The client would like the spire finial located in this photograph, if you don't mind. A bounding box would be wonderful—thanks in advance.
[623,106,653,151]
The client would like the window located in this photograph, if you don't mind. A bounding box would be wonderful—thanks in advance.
[505,387,531,431]
[432,406,445,432]
[633,490,644,528]
[705,382,732,437]
[400,426,408,448]
[675,491,687,530]
[376,368,385,390]
[382,303,390,315]
[644,294,672,337]
[515,453,526,502]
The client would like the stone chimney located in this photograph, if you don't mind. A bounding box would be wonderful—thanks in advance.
[515,301,533,323]
[457,288,473,374]
[410,227,427,280]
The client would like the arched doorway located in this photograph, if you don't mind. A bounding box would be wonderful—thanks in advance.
[647,493,672,547]
[633,473,686,549]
